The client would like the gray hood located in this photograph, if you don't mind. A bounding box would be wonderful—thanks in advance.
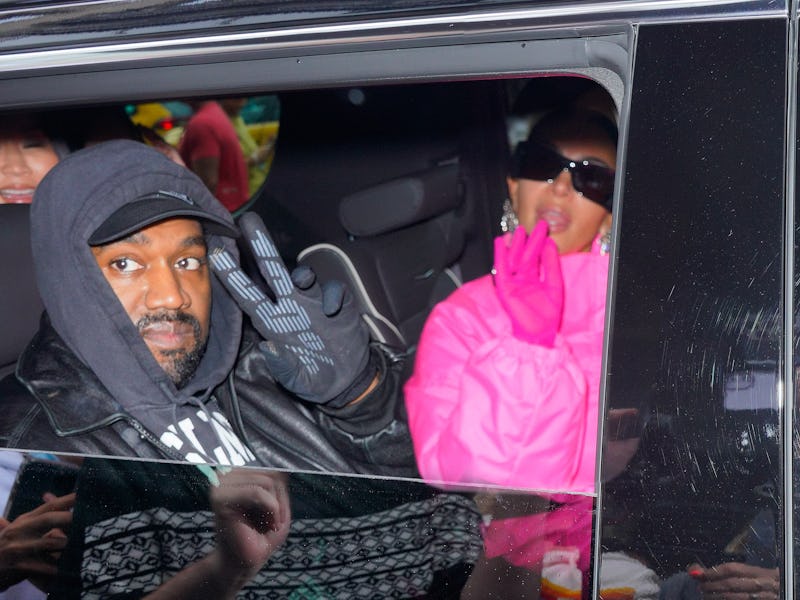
[30,139,243,413]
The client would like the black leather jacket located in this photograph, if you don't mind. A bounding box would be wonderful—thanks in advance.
[0,320,418,478]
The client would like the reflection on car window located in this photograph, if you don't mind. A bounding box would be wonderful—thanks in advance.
[0,77,631,599]
[129,96,280,214]
[0,451,488,598]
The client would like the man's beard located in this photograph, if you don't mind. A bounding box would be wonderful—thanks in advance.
[137,311,207,389]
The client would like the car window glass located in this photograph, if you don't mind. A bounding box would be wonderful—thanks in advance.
[0,75,619,598]
[0,450,596,598]
[599,18,786,599]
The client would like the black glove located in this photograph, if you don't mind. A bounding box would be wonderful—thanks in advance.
[210,212,370,405]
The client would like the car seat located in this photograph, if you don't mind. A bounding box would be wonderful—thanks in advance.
[0,205,43,378]
[253,83,510,356]
[298,160,465,351]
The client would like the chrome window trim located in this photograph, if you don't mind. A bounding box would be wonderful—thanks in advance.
[0,35,630,108]
[0,0,784,73]
[786,2,797,594]
[590,19,637,599]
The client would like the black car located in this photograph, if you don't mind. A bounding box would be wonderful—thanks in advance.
[0,0,793,598]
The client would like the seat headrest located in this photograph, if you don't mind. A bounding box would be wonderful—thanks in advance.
[339,162,462,237]
[0,205,42,371]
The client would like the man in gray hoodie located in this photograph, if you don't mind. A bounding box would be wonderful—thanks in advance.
[0,139,415,477]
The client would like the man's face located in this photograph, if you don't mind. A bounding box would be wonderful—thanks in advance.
[91,218,212,387]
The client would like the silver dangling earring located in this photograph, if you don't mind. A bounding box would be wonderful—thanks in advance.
[500,199,519,233]
[599,231,612,256]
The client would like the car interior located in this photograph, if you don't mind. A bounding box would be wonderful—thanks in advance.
[0,75,607,373]
[0,74,622,597]
[257,82,509,359]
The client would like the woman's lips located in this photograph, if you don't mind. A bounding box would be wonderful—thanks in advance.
[537,208,570,233]
[141,321,195,350]
[0,189,35,204]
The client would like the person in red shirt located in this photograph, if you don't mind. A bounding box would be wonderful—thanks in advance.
[179,101,249,212]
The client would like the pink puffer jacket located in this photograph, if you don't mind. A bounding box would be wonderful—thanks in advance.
[404,248,608,493]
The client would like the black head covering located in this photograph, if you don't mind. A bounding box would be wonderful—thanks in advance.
[31,140,243,414]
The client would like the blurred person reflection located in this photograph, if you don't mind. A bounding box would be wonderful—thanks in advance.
[659,547,779,599]
[0,452,75,600]
[50,457,482,599]
[657,364,782,600]
[142,468,291,599]
[219,98,275,196]
[179,100,249,212]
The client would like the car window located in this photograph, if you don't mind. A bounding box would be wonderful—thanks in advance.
[3,4,791,597]
[0,72,623,598]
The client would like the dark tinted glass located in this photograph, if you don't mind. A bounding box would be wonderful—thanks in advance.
[0,450,598,598]
[600,18,786,599]
[513,140,615,207]
[0,77,603,598]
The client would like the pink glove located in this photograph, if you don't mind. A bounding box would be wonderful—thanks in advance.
[493,222,564,347]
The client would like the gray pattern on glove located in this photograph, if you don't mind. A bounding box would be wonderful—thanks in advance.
[210,212,369,402]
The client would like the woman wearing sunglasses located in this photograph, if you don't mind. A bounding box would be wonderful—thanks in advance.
[404,106,618,596]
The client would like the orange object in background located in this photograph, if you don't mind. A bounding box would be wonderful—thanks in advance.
[598,587,636,600]
[541,548,582,600]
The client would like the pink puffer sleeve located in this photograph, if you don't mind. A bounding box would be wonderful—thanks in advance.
[404,275,591,492]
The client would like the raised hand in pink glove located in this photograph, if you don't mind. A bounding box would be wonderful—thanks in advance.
[493,221,564,347]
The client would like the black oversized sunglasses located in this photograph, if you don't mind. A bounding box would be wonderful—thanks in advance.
[511,140,615,210]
